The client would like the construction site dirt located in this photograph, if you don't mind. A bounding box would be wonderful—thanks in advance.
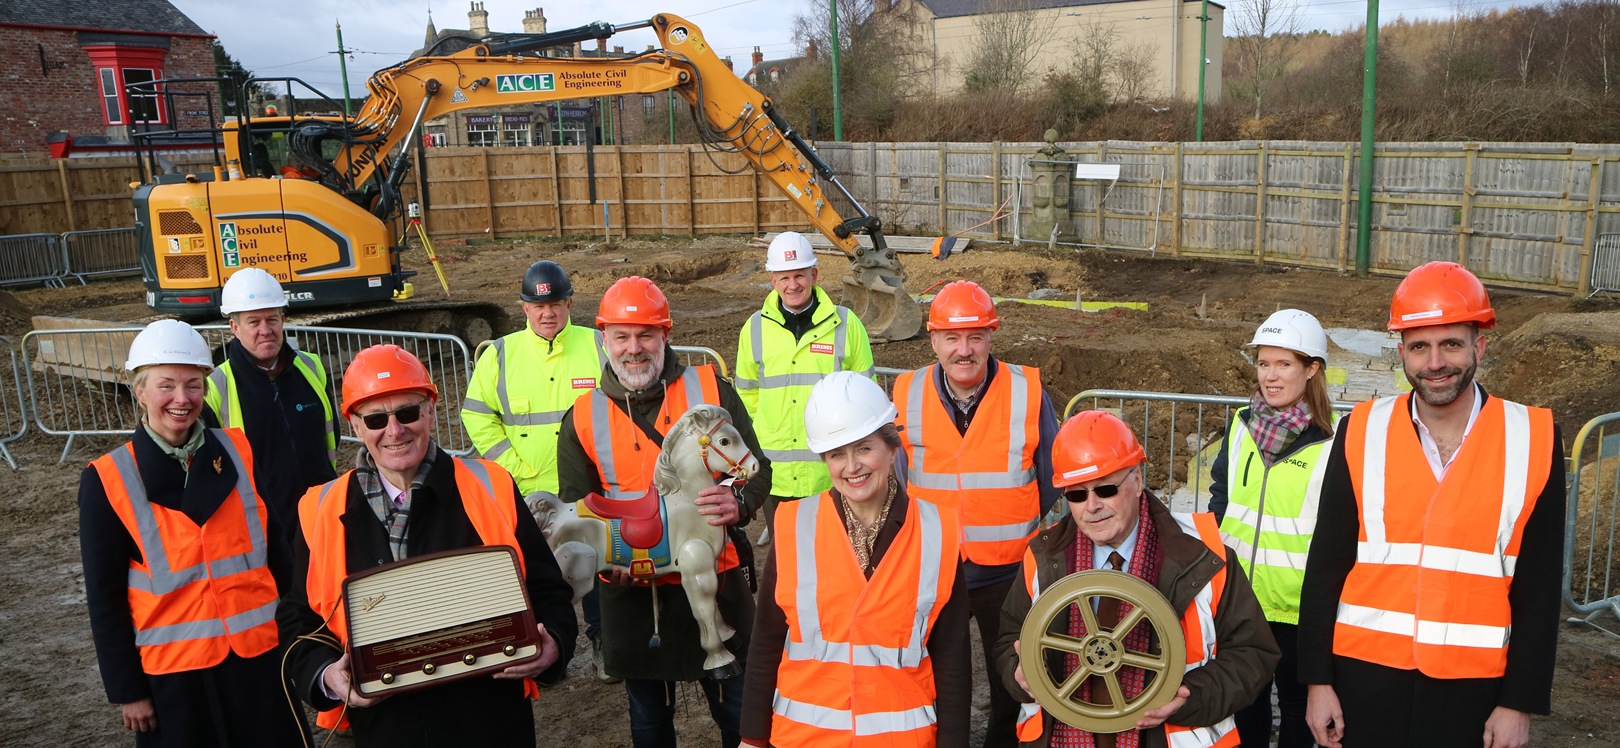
[3,236,1619,746]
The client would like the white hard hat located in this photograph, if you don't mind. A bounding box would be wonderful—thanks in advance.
[804,371,897,454]
[219,267,288,316]
[765,232,817,272]
[125,319,214,372]
[1247,309,1329,363]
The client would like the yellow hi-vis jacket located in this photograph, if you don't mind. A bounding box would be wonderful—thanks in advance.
[735,286,875,498]
[462,321,605,497]
[206,350,338,469]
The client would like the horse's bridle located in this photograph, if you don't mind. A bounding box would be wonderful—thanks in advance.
[694,418,751,482]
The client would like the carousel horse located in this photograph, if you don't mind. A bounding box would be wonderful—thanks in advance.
[531,403,759,679]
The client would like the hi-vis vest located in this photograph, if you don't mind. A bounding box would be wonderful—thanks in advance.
[571,364,739,574]
[894,363,1043,566]
[772,489,961,747]
[1216,409,1341,625]
[463,323,608,496]
[735,287,875,499]
[1333,393,1553,679]
[94,428,280,674]
[207,349,338,468]
[1016,513,1239,748]
[300,455,530,731]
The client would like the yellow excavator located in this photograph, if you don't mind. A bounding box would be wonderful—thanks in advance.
[130,14,923,340]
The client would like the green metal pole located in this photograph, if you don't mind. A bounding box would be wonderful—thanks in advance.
[1355,0,1379,277]
[668,90,675,144]
[829,0,843,141]
[335,21,352,117]
[1194,0,1209,141]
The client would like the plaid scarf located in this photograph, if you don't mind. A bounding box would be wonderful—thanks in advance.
[1053,490,1161,748]
[1245,391,1312,465]
[354,442,438,562]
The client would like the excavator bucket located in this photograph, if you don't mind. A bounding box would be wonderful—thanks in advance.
[842,265,922,342]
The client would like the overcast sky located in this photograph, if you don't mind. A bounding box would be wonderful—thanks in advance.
[172,0,1535,99]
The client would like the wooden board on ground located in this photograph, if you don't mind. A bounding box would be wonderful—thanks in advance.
[29,316,140,383]
[763,231,971,254]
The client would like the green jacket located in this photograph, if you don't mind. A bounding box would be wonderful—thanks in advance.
[734,286,874,498]
[205,347,337,468]
[462,322,604,497]
[1213,408,1340,625]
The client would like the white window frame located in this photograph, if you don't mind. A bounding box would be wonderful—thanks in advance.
[99,68,123,125]
[122,68,164,124]
[502,118,531,147]
[467,119,498,147]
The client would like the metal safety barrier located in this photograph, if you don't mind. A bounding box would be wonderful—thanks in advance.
[1591,234,1620,299]
[63,228,141,283]
[0,336,26,469]
[1563,410,1620,636]
[1063,389,1357,512]
[874,366,908,394]
[0,233,68,288]
[472,339,731,380]
[22,324,476,461]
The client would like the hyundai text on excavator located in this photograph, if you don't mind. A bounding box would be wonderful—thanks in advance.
[129,14,924,341]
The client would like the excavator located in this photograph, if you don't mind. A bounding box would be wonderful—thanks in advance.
[129,13,923,341]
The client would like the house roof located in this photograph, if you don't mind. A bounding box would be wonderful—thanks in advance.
[919,0,1220,19]
[0,0,209,36]
[747,56,806,81]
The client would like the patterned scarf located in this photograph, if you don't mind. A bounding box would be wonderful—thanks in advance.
[1245,391,1312,465]
[354,441,438,562]
[1052,490,1161,748]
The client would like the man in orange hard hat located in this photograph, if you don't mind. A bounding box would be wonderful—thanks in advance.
[995,411,1278,748]
[554,275,773,748]
[278,345,578,744]
[892,280,1064,748]
[1298,262,1565,748]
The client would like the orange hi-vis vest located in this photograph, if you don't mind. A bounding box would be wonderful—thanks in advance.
[1015,513,1239,748]
[571,364,739,573]
[1334,393,1553,679]
[300,455,529,731]
[771,490,962,747]
[894,363,1043,566]
[94,428,280,675]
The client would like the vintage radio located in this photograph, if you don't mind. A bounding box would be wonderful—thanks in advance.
[343,546,541,696]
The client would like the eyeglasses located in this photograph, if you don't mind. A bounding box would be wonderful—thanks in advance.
[1065,467,1137,502]
[358,401,427,430]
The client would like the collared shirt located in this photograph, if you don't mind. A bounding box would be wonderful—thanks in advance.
[1409,381,1485,479]
[143,421,206,470]
[934,358,996,434]
[1092,517,1142,573]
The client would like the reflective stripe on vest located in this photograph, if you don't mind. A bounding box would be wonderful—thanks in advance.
[741,305,854,390]
[95,429,280,673]
[208,351,338,466]
[1332,394,1553,678]
[1216,409,1339,624]
[895,363,1042,566]
[1015,513,1238,748]
[298,455,523,646]
[772,490,960,745]
[482,327,608,428]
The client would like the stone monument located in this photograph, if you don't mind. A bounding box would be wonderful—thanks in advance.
[1027,129,1077,243]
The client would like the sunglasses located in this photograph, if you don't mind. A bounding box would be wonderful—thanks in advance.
[1065,467,1137,502]
[359,401,427,430]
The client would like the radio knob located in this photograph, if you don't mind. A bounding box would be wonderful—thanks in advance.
[503,644,517,657]
[463,653,478,666]
[422,662,437,675]
[380,672,395,684]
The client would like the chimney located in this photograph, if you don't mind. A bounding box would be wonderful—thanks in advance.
[723,56,734,72]
[572,41,582,57]
[645,45,655,52]
[522,8,547,34]
[807,40,818,61]
[468,1,488,36]
[752,46,763,67]
[613,45,623,54]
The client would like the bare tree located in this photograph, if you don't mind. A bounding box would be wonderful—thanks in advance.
[1229,0,1304,118]
[1112,41,1161,103]
[961,0,1053,93]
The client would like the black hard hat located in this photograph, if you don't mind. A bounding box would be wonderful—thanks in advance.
[520,261,573,303]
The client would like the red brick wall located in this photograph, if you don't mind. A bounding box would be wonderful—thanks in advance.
[0,27,217,156]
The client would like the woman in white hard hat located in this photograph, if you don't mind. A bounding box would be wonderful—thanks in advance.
[76,320,307,747]
[1208,309,1340,748]
[738,371,970,748]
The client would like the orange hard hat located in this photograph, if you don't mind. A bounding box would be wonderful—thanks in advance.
[596,276,672,330]
[341,344,439,416]
[928,280,1000,331]
[1052,411,1144,489]
[1387,262,1496,332]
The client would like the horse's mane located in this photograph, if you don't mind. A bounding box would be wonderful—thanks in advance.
[653,404,726,498]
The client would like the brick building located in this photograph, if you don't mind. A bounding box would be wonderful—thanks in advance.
[0,0,218,157]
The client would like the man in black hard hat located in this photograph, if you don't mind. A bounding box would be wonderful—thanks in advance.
[462,261,612,682]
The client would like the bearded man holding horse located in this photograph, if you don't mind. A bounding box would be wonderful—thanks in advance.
[278,344,578,746]
[556,275,774,748]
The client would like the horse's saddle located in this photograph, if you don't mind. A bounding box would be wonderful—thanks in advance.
[582,487,664,549]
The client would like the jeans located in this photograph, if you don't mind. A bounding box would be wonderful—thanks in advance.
[1234,621,1311,748]
[624,676,745,748]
